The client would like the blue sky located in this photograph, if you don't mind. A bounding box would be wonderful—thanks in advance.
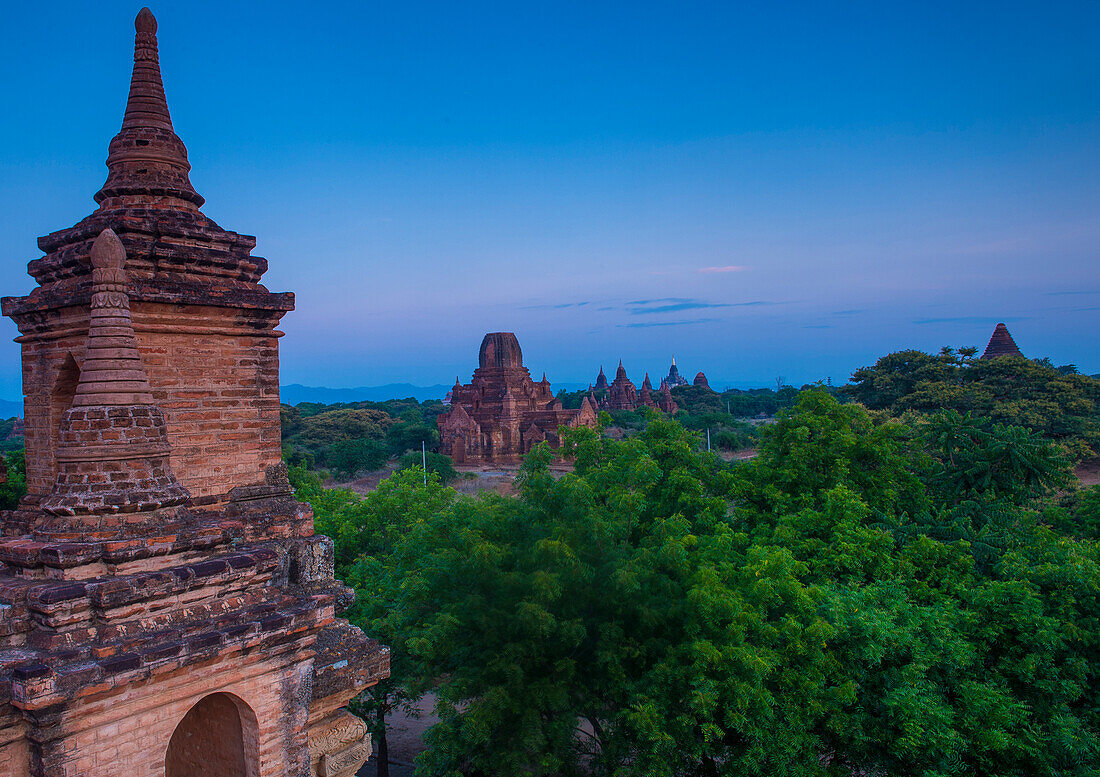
[0,1,1097,397]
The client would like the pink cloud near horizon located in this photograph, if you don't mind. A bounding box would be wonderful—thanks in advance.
[698,265,750,273]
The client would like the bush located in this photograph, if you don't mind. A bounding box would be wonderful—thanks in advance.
[397,450,457,485]
[323,438,390,479]
[0,450,26,511]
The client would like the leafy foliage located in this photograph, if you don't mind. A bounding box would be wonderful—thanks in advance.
[294,390,1099,776]
[0,449,26,511]
[282,398,450,480]
[398,451,458,485]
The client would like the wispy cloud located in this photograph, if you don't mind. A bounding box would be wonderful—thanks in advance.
[913,316,1030,325]
[803,324,833,329]
[627,297,778,315]
[1046,290,1100,296]
[627,298,686,305]
[619,318,720,329]
[521,301,592,310]
[697,265,750,274]
[832,309,864,316]
[631,301,730,314]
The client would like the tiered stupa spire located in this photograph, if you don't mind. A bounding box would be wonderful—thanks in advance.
[95,8,204,208]
[39,229,188,525]
[70,231,155,407]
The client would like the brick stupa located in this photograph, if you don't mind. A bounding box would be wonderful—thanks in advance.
[3,6,293,521]
[438,333,597,463]
[658,379,679,414]
[0,10,387,777]
[980,322,1024,360]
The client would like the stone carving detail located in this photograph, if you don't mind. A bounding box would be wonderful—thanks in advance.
[312,712,372,777]
[320,740,373,777]
[311,712,368,755]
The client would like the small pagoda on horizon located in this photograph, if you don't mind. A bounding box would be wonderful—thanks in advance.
[980,322,1025,360]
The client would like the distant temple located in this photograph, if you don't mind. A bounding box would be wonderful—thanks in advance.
[604,361,639,410]
[438,333,597,463]
[594,366,610,391]
[981,323,1024,360]
[665,356,689,388]
[589,362,680,414]
[0,10,385,776]
[693,371,712,390]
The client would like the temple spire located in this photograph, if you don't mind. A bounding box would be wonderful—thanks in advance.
[123,8,173,132]
[40,230,188,523]
[95,8,204,207]
[71,229,155,407]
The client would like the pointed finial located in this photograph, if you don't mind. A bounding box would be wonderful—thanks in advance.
[135,7,157,33]
[91,228,125,271]
[95,6,204,207]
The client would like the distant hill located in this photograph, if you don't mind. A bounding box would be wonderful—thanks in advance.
[281,383,452,404]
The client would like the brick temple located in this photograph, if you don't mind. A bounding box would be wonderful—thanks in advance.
[438,333,597,463]
[0,9,387,776]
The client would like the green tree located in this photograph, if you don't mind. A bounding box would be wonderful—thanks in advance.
[397,452,457,485]
[374,419,849,776]
[844,349,1100,459]
[734,391,1100,777]
[0,449,26,511]
[325,438,390,479]
[297,395,1100,777]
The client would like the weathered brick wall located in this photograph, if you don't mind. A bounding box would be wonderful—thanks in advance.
[0,731,30,777]
[40,652,310,777]
[15,301,283,506]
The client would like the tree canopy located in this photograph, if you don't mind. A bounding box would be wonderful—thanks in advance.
[295,391,1100,776]
[844,349,1100,459]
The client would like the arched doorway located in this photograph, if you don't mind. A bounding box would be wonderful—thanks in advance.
[47,353,81,480]
[165,693,260,777]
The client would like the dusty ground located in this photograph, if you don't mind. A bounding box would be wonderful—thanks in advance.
[335,464,399,496]
[1076,457,1100,486]
[335,462,574,498]
[359,694,439,777]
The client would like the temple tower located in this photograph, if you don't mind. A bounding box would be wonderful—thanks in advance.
[3,7,294,513]
[0,11,387,777]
